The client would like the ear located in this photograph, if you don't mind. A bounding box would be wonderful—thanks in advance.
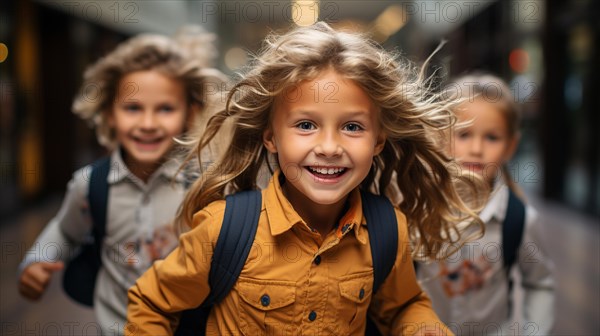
[373,132,387,156]
[504,132,521,162]
[263,128,278,153]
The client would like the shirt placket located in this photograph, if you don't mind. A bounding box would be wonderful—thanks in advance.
[137,193,148,226]
[300,222,355,335]
[131,182,159,277]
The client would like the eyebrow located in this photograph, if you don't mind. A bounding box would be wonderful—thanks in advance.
[289,109,371,118]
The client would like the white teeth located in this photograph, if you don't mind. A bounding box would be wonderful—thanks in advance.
[309,167,345,175]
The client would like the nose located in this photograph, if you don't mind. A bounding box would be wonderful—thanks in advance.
[469,136,483,156]
[315,129,343,157]
[140,111,157,131]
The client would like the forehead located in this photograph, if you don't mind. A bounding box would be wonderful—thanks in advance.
[456,98,507,124]
[274,69,377,118]
[117,70,184,95]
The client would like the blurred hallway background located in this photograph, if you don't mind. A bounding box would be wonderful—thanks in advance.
[1,0,598,335]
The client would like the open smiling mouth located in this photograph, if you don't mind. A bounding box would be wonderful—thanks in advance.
[133,136,164,145]
[131,136,166,151]
[462,162,484,171]
[306,166,348,179]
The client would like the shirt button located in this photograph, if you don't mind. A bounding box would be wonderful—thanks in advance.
[341,223,351,234]
[359,288,365,299]
[260,294,270,307]
[314,255,321,265]
[308,310,317,321]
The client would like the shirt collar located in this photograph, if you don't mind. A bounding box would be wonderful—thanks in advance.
[107,149,131,184]
[264,170,303,236]
[264,170,368,244]
[337,188,368,245]
[478,180,509,223]
[159,157,185,182]
[106,148,184,185]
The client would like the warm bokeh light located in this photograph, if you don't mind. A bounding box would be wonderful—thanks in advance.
[0,43,8,63]
[372,5,407,43]
[292,0,319,27]
[224,47,248,70]
[509,48,530,73]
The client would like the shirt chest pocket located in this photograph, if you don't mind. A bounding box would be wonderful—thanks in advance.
[338,271,374,332]
[236,278,297,336]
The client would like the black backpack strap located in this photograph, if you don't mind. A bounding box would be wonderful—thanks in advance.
[63,156,111,306]
[361,191,398,336]
[207,190,262,304]
[88,157,111,257]
[175,190,262,336]
[361,191,398,293]
[502,188,526,273]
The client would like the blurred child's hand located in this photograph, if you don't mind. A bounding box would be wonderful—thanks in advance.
[18,261,64,301]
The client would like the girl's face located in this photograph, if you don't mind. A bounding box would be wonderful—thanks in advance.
[263,69,386,209]
[450,98,518,185]
[109,70,189,179]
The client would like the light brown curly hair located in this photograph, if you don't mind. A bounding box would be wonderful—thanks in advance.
[72,26,226,149]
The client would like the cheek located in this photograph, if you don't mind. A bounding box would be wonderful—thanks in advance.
[110,109,136,130]
[482,164,502,183]
[111,117,131,136]
[165,113,188,134]
[173,120,187,134]
[488,145,509,162]
[449,140,467,157]
[347,141,378,167]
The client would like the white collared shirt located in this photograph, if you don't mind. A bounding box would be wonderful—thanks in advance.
[19,149,186,334]
[417,181,555,335]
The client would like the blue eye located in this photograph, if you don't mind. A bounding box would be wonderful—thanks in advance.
[457,131,470,139]
[343,123,363,132]
[486,134,500,141]
[296,121,315,131]
[123,104,141,113]
[158,105,175,113]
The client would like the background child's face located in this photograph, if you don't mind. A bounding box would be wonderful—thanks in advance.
[450,98,517,185]
[109,70,188,173]
[263,69,385,208]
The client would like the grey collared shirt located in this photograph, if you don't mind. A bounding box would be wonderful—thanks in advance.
[417,182,555,335]
[19,150,186,334]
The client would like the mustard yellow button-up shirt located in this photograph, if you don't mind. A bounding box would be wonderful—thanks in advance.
[127,171,450,335]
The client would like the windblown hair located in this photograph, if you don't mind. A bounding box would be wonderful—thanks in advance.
[444,73,522,197]
[175,22,485,260]
[72,26,226,149]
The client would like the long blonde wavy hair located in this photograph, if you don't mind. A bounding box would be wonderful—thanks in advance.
[176,22,485,260]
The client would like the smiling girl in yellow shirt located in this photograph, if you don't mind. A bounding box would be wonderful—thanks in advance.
[127,22,484,336]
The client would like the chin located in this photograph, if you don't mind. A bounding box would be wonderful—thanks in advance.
[128,152,166,166]
[305,192,348,206]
